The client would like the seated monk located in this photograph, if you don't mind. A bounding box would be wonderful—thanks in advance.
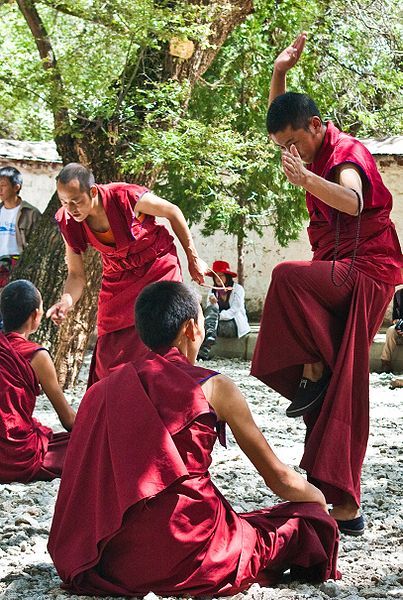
[0,280,75,483]
[48,281,340,597]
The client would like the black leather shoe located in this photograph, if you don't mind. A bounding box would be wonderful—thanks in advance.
[336,515,365,536]
[286,371,330,418]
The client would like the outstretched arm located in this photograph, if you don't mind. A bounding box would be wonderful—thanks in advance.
[46,243,86,325]
[205,374,328,510]
[136,192,208,284]
[269,32,306,105]
[30,350,76,431]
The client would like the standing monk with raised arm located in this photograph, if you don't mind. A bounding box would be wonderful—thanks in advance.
[47,163,207,386]
[251,34,403,535]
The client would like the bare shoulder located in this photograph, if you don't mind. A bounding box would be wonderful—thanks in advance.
[201,373,246,422]
[201,373,237,398]
[30,349,54,378]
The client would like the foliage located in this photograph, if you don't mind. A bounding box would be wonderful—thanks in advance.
[0,0,401,248]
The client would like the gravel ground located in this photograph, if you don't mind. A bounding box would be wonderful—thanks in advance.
[0,358,402,600]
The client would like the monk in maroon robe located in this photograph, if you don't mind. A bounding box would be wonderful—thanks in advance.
[46,163,207,386]
[48,281,340,597]
[251,33,403,535]
[0,280,74,483]
[0,289,72,483]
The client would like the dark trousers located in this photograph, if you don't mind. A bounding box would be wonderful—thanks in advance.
[198,304,237,359]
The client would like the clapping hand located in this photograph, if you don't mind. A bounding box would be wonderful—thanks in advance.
[281,144,308,187]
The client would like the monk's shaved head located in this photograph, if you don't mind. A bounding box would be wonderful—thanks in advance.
[1,280,41,332]
[135,281,200,350]
[56,163,95,194]
[267,92,321,134]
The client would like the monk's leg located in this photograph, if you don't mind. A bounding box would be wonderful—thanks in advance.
[329,492,360,521]
[302,361,324,381]
[32,432,70,481]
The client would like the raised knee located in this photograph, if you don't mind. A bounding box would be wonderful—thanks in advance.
[271,261,304,285]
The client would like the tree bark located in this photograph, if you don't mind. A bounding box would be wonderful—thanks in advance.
[14,0,254,387]
[237,225,245,287]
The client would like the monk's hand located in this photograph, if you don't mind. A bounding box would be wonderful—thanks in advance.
[308,484,329,514]
[281,144,308,187]
[188,254,208,285]
[46,294,74,326]
[273,32,307,74]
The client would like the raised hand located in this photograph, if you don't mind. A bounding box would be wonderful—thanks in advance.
[274,32,307,74]
[281,144,308,187]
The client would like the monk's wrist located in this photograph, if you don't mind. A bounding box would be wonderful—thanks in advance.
[186,246,199,261]
[300,170,313,191]
[60,293,74,308]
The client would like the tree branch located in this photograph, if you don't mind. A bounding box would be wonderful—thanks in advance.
[165,0,254,85]
[16,0,77,160]
[37,0,128,33]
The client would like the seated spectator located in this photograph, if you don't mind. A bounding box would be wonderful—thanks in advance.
[198,259,250,360]
[381,288,403,373]
[0,167,40,289]
[48,281,339,597]
[0,280,75,483]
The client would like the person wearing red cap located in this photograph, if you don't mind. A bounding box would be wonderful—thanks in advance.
[198,260,250,360]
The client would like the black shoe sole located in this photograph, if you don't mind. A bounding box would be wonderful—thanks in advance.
[286,387,327,418]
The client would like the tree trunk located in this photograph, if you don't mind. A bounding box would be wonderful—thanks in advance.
[14,0,254,388]
[237,227,245,287]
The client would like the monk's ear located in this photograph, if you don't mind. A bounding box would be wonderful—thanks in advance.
[310,116,322,134]
[184,319,196,342]
[33,308,41,322]
[89,185,97,199]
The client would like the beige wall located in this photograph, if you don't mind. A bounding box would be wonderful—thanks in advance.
[2,155,402,318]
[180,157,403,317]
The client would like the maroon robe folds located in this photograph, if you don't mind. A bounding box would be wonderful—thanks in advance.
[0,332,70,483]
[5,331,47,361]
[252,122,403,507]
[55,183,182,385]
[0,332,50,483]
[48,348,339,597]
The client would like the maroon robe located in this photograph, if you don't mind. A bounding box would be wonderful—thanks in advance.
[0,333,49,482]
[55,183,182,385]
[0,332,70,483]
[48,347,339,597]
[5,331,47,361]
[252,122,403,507]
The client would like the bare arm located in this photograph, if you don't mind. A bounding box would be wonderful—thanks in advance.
[136,192,207,284]
[269,32,306,105]
[30,350,76,431]
[46,243,86,325]
[282,146,363,216]
[204,375,327,510]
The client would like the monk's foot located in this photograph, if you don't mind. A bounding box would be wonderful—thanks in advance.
[330,507,364,536]
[330,506,360,521]
[286,370,330,418]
